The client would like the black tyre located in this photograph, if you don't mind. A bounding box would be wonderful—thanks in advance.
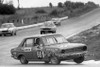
[52,31,56,33]
[14,32,16,35]
[73,56,84,64]
[44,60,50,64]
[0,34,2,36]
[40,31,43,34]
[50,56,60,65]
[4,34,6,36]
[20,56,28,64]
[10,32,14,36]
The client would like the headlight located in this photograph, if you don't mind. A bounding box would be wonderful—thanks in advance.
[61,50,65,53]
[12,52,17,55]
[82,46,87,51]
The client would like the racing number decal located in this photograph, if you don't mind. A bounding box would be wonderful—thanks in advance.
[37,50,44,59]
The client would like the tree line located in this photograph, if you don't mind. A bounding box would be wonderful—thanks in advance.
[0,1,16,15]
[49,1,99,16]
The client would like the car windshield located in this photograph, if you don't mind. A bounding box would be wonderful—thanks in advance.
[55,36,68,43]
[45,37,56,45]
[45,35,68,46]
[1,24,14,28]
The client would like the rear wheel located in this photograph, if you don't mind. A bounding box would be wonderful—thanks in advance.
[20,56,28,64]
[44,60,50,64]
[0,34,2,36]
[14,32,16,35]
[40,31,44,34]
[50,56,60,65]
[58,23,61,26]
[52,31,56,33]
[73,56,84,64]
[3,34,6,36]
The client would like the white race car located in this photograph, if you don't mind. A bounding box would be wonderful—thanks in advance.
[0,23,17,36]
[40,21,57,34]
[51,18,61,26]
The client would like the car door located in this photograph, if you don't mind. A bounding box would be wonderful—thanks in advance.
[32,37,45,60]
[21,38,35,60]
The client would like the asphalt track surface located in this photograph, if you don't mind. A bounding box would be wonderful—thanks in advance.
[0,8,100,67]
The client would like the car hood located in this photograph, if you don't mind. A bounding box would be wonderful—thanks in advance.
[45,43,86,49]
[0,28,8,31]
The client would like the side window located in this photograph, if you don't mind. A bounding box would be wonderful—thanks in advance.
[34,38,43,46]
[54,36,67,43]
[23,38,33,47]
[46,37,56,45]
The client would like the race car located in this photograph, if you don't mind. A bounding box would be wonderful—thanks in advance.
[40,21,56,34]
[11,34,87,64]
[0,23,17,36]
[51,18,61,26]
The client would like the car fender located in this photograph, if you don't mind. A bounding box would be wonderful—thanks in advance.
[17,53,25,59]
[44,48,59,57]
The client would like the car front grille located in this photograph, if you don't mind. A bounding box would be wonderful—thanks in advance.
[2,30,8,32]
[42,28,51,30]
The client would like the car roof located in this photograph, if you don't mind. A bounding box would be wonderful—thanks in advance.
[24,34,62,39]
[44,21,54,23]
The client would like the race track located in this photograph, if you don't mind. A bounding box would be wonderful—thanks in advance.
[0,8,100,66]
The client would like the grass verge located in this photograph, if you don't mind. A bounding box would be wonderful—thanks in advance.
[68,24,100,61]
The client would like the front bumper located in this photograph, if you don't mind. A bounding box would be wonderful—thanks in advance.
[56,51,87,60]
[0,31,12,34]
[11,55,18,59]
[41,29,56,33]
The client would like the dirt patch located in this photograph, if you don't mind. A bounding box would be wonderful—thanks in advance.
[68,24,100,61]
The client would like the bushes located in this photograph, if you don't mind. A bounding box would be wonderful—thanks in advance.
[49,9,58,16]
[58,2,63,8]
[0,4,16,15]
[35,9,46,14]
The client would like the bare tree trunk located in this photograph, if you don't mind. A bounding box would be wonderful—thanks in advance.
[0,0,4,4]
[18,0,20,9]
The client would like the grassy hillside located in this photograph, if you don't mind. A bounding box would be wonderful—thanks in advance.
[68,24,100,60]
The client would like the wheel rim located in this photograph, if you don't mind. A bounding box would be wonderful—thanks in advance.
[51,57,60,64]
[21,57,25,63]
[20,56,27,64]
[45,61,49,64]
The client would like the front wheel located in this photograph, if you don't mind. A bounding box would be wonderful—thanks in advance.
[50,56,60,65]
[20,56,28,64]
[11,32,14,36]
[73,56,84,64]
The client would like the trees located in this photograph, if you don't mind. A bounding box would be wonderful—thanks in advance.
[58,2,63,8]
[0,0,4,4]
[85,1,98,7]
[17,0,20,9]
[0,4,16,15]
[49,2,53,8]
[49,9,58,16]
[35,9,46,14]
